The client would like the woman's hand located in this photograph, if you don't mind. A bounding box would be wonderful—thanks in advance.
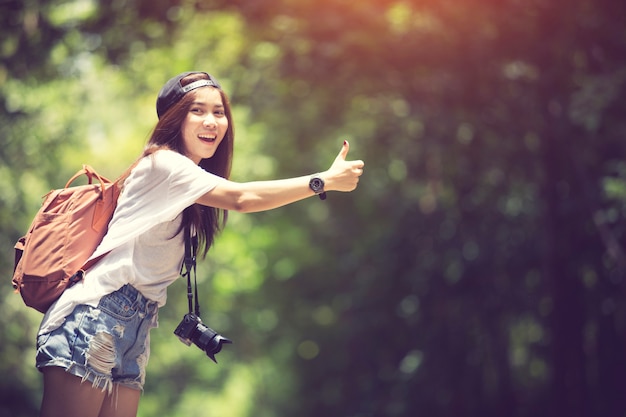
[322,141,365,192]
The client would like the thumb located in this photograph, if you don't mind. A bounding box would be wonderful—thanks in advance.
[335,140,350,162]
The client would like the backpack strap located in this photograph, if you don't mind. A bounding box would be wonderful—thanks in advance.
[68,252,109,287]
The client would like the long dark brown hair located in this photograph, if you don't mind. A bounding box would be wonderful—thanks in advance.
[139,73,234,257]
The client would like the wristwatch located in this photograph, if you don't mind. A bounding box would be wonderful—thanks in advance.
[309,175,327,200]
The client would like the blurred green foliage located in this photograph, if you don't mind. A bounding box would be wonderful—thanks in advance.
[2,0,626,416]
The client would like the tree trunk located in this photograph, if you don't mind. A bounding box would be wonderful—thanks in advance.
[541,108,589,417]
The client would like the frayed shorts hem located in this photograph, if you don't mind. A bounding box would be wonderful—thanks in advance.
[36,360,144,393]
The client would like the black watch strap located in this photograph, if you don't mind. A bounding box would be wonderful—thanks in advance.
[309,175,327,200]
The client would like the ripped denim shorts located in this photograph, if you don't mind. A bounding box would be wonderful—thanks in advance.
[36,284,159,393]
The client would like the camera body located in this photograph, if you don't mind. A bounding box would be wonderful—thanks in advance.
[174,313,232,363]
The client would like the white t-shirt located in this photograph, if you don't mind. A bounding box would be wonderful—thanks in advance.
[38,150,222,335]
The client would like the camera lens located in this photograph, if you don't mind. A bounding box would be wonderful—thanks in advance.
[193,321,232,363]
[174,313,232,363]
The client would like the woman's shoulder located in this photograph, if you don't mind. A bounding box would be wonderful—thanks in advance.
[134,149,195,174]
[151,149,192,165]
[132,149,220,189]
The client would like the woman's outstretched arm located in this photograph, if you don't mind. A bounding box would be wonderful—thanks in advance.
[196,141,364,213]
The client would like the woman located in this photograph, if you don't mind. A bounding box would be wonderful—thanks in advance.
[36,71,364,417]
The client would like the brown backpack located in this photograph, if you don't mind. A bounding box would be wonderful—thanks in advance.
[12,165,122,313]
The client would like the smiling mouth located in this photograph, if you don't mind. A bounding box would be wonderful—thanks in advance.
[198,134,217,143]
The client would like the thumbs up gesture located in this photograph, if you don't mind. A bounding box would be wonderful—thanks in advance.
[324,141,365,193]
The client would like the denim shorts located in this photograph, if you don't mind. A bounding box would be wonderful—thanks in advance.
[36,284,159,393]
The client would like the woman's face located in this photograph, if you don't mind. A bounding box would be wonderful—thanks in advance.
[181,87,229,164]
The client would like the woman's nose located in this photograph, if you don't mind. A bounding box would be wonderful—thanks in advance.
[203,115,217,127]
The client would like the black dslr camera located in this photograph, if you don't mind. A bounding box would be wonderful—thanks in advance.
[174,313,232,363]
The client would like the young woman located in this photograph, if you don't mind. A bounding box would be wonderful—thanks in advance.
[36,71,365,417]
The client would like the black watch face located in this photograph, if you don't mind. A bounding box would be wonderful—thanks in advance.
[310,178,324,193]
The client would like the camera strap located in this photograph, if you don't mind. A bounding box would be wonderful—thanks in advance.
[182,223,201,317]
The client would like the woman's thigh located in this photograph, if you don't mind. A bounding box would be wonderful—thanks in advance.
[40,367,106,417]
[40,367,141,417]
[98,384,141,417]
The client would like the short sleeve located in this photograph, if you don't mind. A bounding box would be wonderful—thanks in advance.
[89,150,222,259]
